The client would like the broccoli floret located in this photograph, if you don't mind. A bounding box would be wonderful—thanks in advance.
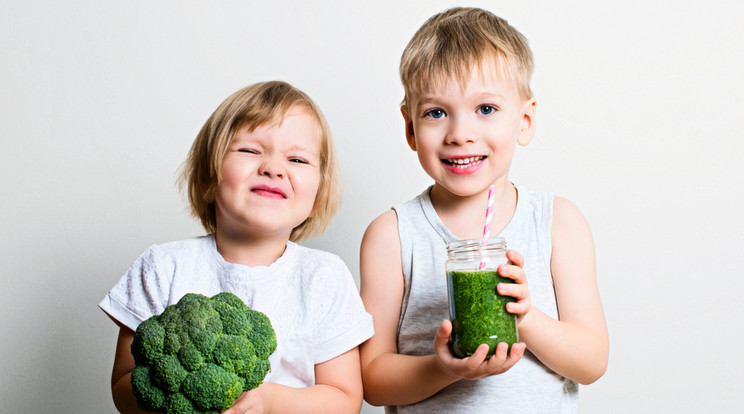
[131,293,277,413]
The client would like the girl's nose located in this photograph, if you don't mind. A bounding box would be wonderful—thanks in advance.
[259,158,285,179]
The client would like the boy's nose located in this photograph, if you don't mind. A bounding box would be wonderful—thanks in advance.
[445,119,477,145]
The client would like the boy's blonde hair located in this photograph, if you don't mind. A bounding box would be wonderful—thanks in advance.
[179,81,342,243]
[400,7,534,106]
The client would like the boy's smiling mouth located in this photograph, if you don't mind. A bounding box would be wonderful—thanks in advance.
[442,156,485,169]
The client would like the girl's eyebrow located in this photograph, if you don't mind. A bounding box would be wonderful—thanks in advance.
[287,144,320,158]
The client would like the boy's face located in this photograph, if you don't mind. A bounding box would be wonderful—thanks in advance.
[215,106,321,241]
[402,64,536,198]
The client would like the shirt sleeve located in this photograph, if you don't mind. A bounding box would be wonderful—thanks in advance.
[98,245,171,331]
[311,257,374,364]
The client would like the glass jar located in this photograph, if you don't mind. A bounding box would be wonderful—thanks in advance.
[445,237,518,358]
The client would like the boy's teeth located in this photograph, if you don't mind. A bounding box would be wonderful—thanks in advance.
[449,156,483,166]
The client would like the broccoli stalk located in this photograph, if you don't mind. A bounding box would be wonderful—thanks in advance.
[131,292,277,414]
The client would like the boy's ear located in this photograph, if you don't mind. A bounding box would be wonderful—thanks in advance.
[517,98,537,146]
[400,106,417,151]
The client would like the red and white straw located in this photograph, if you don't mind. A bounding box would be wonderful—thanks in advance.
[478,185,496,270]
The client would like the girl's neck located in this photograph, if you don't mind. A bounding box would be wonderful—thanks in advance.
[430,181,517,240]
[214,228,291,267]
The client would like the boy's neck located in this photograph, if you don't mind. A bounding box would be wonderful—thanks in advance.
[214,229,290,267]
[430,181,518,240]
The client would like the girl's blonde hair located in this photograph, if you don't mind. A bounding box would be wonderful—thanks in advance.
[179,81,341,243]
[400,7,534,106]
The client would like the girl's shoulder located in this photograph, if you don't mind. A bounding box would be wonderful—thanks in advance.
[145,234,213,254]
[287,242,347,273]
[136,235,215,269]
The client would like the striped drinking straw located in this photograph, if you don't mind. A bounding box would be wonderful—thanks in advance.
[479,185,496,270]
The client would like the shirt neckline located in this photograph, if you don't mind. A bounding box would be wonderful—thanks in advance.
[207,233,296,276]
[420,182,523,244]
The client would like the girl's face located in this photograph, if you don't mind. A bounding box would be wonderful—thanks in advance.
[402,64,535,199]
[215,106,322,241]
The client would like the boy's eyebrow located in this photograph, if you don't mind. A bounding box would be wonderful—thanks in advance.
[415,96,440,106]
[415,91,508,106]
[471,91,508,101]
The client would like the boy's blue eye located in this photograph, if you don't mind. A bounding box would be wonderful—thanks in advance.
[478,105,496,115]
[425,109,446,119]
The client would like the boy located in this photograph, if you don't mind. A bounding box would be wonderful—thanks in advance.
[359,8,608,413]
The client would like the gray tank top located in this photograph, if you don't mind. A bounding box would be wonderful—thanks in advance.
[389,183,578,414]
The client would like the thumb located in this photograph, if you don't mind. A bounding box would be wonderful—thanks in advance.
[434,319,452,348]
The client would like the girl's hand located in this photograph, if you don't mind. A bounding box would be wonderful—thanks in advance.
[432,319,526,380]
[498,249,531,323]
[222,384,271,414]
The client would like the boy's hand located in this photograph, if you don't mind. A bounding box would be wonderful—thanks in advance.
[433,319,526,380]
[432,249,531,381]
[498,249,531,323]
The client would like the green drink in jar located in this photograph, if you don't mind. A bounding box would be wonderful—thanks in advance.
[445,237,518,358]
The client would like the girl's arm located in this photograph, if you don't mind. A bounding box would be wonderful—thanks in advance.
[358,210,525,406]
[224,348,364,414]
[115,325,364,414]
[510,196,609,384]
[111,326,152,414]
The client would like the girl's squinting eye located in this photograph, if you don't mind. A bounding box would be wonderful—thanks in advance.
[477,105,497,115]
[237,148,259,154]
[289,157,309,164]
[424,108,446,119]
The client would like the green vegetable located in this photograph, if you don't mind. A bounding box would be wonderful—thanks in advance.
[448,270,517,358]
[131,292,277,414]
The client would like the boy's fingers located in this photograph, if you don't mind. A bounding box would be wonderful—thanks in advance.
[498,264,526,284]
[506,301,529,314]
[434,320,453,357]
[438,319,452,336]
[435,319,452,345]
[464,344,490,371]
[504,343,526,366]
[498,281,527,299]
[506,249,524,267]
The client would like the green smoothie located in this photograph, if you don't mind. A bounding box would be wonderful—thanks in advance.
[447,270,518,358]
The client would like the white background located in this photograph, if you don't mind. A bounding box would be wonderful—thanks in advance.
[2,1,743,412]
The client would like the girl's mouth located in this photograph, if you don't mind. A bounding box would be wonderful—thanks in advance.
[251,185,287,199]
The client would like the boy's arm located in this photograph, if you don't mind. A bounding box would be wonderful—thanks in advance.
[358,210,525,406]
[514,196,609,384]
[358,210,457,405]
[225,348,364,414]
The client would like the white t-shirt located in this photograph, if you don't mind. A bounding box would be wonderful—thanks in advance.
[99,234,374,388]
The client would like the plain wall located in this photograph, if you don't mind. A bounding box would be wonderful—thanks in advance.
[2,1,742,412]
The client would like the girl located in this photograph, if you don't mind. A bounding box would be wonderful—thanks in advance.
[100,81,374,414]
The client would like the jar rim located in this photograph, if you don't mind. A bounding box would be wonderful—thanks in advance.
[446,237,506,251]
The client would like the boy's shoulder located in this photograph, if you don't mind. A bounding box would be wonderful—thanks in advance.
[551,194,590,233]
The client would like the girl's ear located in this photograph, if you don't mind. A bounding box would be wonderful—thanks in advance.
[400,106,417,151]
[517,98,537,146]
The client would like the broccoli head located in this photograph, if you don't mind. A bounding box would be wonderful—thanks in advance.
[131,292,277,414]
